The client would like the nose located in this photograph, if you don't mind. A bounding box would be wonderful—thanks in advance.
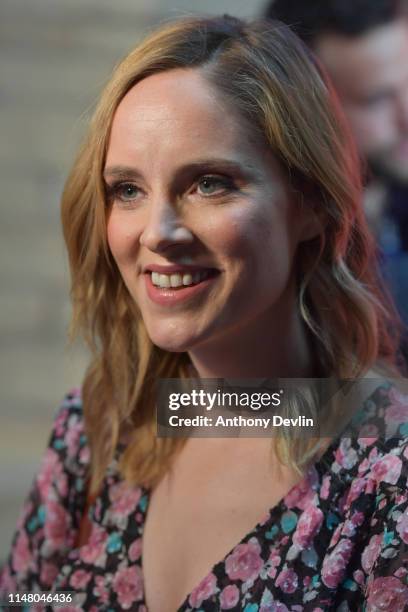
[139,199,194,253]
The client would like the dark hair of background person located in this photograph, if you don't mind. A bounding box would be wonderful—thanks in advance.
[264,0,404,44]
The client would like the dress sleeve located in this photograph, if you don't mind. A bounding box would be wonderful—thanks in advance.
[0,389,89,597]
[362,439,408,610]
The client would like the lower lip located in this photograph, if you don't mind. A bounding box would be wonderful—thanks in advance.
[144,271,219,306]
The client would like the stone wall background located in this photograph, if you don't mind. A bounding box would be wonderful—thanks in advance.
[0,0,267,559]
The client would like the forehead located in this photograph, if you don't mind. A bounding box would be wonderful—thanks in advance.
[315,19,408,98]
[106,68,255,165]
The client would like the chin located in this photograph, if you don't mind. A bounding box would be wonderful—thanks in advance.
[146,328,197,354]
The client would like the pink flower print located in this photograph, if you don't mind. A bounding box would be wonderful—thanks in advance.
[275,567,299,594]
[396,507,408,544]
[112,564,143,609]
[37,449,67,499]
[219,584,240,609]
[293,505,323,549]
[16,500,34,531]
[353,569,365,585]
[366,576,408,612]
[79,524,108,564]
[44,499,70,550]
[259,587,289,611]
[361,533,382,574]
[284,466,318,510]
[267,548,281,578]
[109,482,142,519]
[188,572,218,608]
[334,439,358,470]
[11,530,31,574]
[368,447,379,463]
[395,567,408,580]
[70,569,92,590]
[40,561,59,587]
[329,524,342,549]
[357,423,378,447]
[343,511,365,537]
[384,388,408,436]
[371,454,402,485]
[225,538,263,582]
[345,478,366,508]
[320,475,331,500]
[54,408,69,437]
[79,445,90,465]
[321,538,354,588]
[358,458,370,475]
[395,493,407,505]
[65,417,84,458]
[128,538,142,561]
[93,575,109,605]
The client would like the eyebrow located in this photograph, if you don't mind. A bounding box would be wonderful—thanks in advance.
[103,158,260,182]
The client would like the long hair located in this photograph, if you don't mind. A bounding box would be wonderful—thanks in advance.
[61,14,401,495]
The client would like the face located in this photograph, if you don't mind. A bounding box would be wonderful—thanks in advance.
[105,68,313,354]
[316,19,408,183]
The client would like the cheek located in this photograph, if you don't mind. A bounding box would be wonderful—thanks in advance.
[206,203,294,268]
[106,212,137,265]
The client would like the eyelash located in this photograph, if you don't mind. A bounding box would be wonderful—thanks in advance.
[106,174,237,205]
[195,175,236,197]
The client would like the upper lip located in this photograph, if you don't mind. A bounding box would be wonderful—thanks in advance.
[144,264,218,274]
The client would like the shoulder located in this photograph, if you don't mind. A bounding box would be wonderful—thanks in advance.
[311,383,408,604]
[317,379,408,519]
[0,390,90,593]
[34,388,89,506]
[45,387,89,474]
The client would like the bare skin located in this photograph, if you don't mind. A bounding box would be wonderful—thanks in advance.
[142,437,303,612]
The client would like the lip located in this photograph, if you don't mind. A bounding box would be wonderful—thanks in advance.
[144,269,220,306]
[144,263,218,274]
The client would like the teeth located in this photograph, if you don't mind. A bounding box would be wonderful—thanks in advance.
[159,274,170,288]
[151,270,211,288]
[170,274,183,287]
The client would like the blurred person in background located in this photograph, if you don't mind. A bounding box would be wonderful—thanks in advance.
[265,0,408,326]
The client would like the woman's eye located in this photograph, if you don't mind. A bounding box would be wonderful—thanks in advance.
[111,182,141,202]
[196,175,234,196]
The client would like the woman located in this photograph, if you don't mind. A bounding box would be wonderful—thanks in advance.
[1,14,407,612]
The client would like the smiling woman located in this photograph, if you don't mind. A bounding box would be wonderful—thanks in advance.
[1,13,408,612]
[104,67,314,361]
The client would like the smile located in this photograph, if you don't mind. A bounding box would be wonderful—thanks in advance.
[151,270,211,288]
[144,269,219,306]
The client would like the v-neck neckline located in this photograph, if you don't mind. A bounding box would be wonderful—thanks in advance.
[136,435,339,611]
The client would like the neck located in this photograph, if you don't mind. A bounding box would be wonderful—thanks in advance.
[188,299,318,379]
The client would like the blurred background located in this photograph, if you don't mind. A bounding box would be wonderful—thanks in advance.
[0,0,267,556]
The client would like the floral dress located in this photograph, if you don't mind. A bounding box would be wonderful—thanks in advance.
[1,383,408,611]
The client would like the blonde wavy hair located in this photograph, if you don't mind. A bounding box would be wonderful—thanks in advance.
[61,14,401,496]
